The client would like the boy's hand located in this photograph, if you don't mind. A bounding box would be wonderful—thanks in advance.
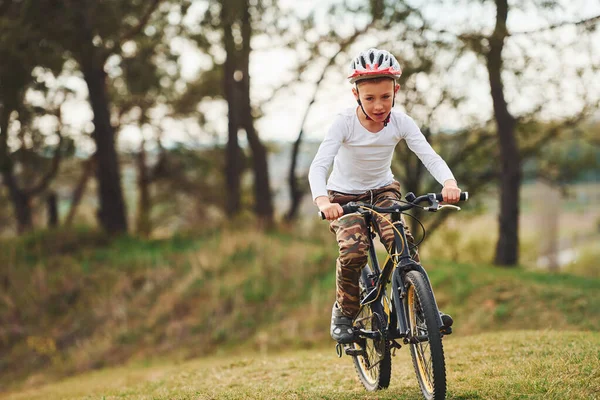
[315,196,344,221]
[442,180,461,204]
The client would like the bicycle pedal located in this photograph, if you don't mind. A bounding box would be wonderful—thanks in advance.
[335,343,343,357]
[345,348,366,357]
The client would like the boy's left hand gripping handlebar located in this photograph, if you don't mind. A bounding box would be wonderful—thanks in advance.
[318,204,356,220]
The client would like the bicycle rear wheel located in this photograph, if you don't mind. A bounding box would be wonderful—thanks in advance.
[351,266,391,391]
[405,270,446,400]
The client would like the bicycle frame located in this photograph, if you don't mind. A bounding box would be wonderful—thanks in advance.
[358,209,445,341]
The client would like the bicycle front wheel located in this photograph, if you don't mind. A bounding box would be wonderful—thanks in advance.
[405,270,446,400]
[351,266,391,391]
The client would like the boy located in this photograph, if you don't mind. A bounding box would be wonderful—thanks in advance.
[308,48,461,343]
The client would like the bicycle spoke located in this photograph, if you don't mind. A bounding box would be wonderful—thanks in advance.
[352,266,392,391]
[415,320,433,384]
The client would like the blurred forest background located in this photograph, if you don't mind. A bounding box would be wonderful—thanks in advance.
[0,0,599,396]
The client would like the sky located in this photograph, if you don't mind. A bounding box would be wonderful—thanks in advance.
[25,0,600,154]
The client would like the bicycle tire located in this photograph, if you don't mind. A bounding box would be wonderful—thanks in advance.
[351,265,392,391]
[405,270,446,400]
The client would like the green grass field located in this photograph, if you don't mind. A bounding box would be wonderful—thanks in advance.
[1,220,599,399]
[2,331,598,400]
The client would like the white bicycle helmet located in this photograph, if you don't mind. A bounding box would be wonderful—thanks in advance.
[347,48,402,84]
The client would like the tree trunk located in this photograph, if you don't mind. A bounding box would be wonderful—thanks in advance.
[2,166,33,234]
[285,130,304,221]
[81,60,128,234]
[240,3,273,227]
[488,0,520,266]
[47,191,58,228]
[9,181,33,234]
[73,0,128,234]
[136,139,151,237]
[65,157,94,227]
[0,105,33,234]
[244,114,273,226]
[222,0,242,218]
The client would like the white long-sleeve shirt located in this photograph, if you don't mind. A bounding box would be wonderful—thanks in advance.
[308,107,455,201]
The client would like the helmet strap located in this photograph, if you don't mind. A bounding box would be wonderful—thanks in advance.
[383,91,396,127]
[355,85,373,121]
[356,99,373,121]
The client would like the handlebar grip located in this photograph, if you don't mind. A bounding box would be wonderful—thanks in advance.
[435,192,469,202]
[319,204,356,220]
[342,204,356,214]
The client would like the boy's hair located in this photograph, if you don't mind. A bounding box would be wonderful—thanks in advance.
[356,77,397,86]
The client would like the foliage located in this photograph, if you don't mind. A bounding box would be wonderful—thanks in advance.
[522,120,600,184]
[0,1,75,233]
[1,0,598,237]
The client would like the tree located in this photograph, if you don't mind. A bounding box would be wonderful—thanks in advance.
[413,0,600,265]
[109,2,189,236]
[284,0,599,262]
[0,87,67,234]
[0,2,70,234]
[282,0,482,229]
[73,0,162,233]
[33,0,164,234]
[220,0,245,219]
[283,0,409,220]
[284,20,374,221]
[188,0,299,226]
[486,0,520,265]
[218,0,274,226]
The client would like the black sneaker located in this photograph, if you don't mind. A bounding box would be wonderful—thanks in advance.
[330,303,355,344]
[440,312,453,327]
[440,312,453,334]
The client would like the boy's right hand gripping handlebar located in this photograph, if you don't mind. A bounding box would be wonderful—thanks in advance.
[435,192,468,202]
[318,191,469,220]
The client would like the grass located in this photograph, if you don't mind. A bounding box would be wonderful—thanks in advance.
[2,330,598,399]
[1,222,599,396]
[428,259,600,334]
[0,226,339,390]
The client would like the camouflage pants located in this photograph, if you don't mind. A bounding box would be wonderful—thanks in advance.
[328,181,420,319]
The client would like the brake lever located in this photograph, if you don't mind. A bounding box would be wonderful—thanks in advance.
[439,204,461,211]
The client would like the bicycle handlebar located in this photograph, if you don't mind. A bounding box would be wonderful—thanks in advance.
[435,192,468,202]
[319,191,469,220]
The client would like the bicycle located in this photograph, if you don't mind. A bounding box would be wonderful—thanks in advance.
[320,191,468,400]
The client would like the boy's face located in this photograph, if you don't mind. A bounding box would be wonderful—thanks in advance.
[352,79,400,123]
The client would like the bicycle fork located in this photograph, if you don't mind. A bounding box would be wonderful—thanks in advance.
[391,220,445,337]
[390,266,445,344]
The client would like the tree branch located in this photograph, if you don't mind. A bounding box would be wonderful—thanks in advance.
[65,155,95,227]
[118,0,163,45]
[520,112,588,160]
[446,129,496,167]
[510,14,600,36]
[26,110,64,196]
[285,22,374,220]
